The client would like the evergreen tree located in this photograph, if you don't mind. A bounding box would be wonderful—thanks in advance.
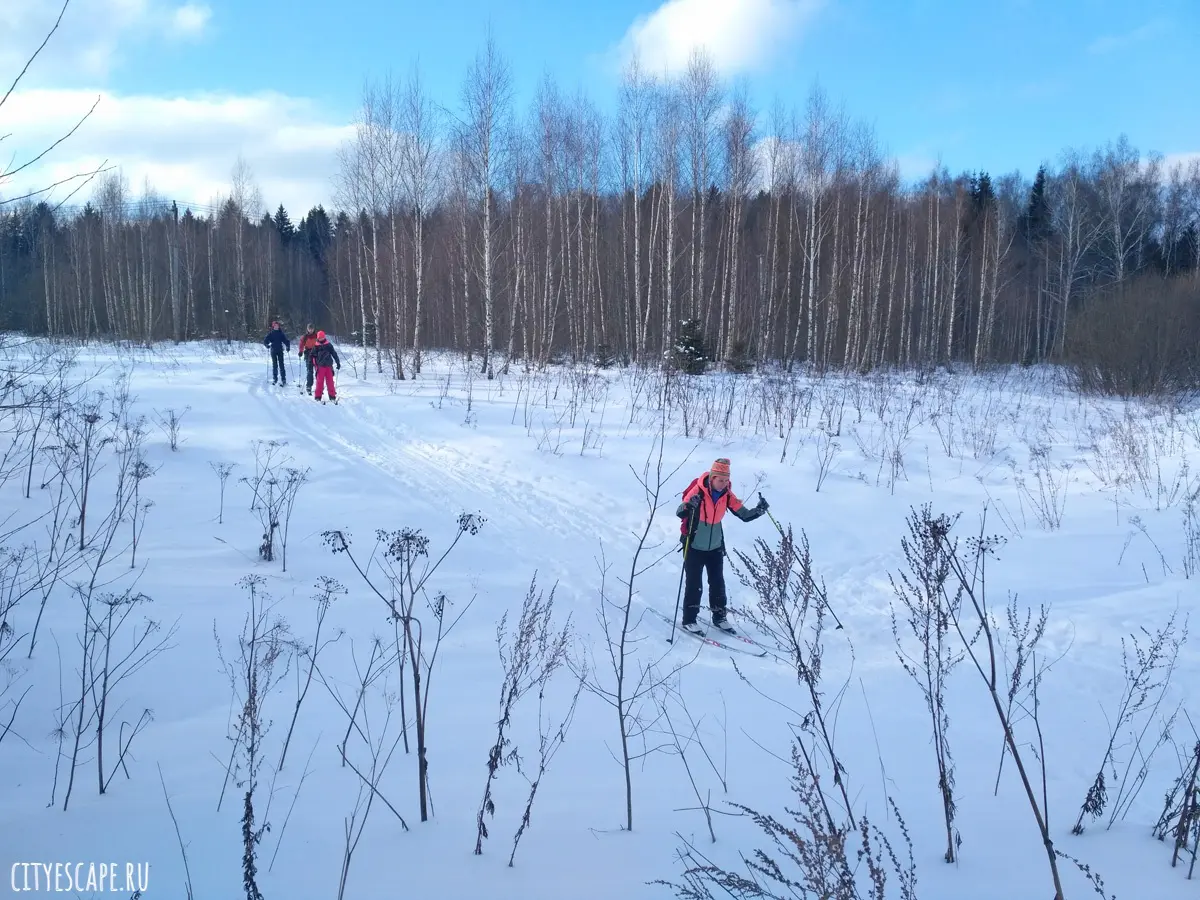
[272,204,295,246]
[968,171,995,211]
[1021,165,1052,244]
[667,318,709,374]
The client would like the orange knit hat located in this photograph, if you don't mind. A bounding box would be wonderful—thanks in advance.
[710,458,730,479]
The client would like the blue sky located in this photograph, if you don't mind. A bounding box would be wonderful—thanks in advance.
[2,0,1197,214]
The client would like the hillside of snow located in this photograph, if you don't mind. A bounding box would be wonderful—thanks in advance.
[1,336,1197,899]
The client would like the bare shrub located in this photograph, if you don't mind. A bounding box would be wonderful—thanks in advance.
[508,654,585,867]
[210,461,237,525]
[1073,610,1186,834]
[240,440,309,566]
[814,430,840,492]
[154,405,190,451]
[930,507,1100,900]
[1066,274,1200,399]
[889,504,964,862]
[1183,497,1200,578]
[214,575,293,900]
[323,511,485,822]
[1152,732,1199,876]
[731,524,853,823]
[654,678,730,844]
[474,572,572,855]
[655,744,918,900]
[1014,443,1072,530]
[334,646,410,900]
[278,576,346,771]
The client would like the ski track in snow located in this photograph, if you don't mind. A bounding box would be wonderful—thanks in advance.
[245,372,634,599]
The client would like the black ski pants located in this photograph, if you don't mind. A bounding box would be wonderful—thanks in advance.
[681,546,727,625]
[304,353,315,391]
[270,348,286,383]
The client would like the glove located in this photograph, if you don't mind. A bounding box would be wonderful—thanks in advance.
[756,496,769,511]
[336,363,341,370]
[686,493,702,511]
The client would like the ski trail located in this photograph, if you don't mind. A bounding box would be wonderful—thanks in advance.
[244,372,635,603]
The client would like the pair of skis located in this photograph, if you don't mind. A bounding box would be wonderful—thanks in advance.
[644,607,772,658]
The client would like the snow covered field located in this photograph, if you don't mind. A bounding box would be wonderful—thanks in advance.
[1,335,1197,899]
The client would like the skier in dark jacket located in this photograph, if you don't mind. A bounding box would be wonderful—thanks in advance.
[263,321,290,384]
[677,458,768,635]
[311,331,341,402]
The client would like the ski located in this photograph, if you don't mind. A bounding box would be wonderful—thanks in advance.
[695,612,780,657]
[642,607,768,657]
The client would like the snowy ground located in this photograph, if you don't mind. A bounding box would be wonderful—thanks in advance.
[1,336,1197,899]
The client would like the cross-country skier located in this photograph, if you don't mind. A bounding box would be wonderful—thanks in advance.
[263,321,290,385]
[298,323,320,392]
[676,457,768,635]
[311,330,341,402]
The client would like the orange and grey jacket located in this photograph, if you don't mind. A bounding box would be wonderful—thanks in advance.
[677,472,764,552]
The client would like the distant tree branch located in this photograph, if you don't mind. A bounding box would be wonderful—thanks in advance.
[0,0,71,114]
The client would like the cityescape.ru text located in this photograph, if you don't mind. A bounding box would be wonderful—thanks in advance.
[10,862,150,893]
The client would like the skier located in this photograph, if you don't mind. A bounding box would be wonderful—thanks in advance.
[311,330,341,402]
[297,323,320,392]
[676,458,768,635]
[263,320,290,385]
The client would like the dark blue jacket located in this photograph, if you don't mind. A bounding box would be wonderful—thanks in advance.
[312,339,340,369]
[264,328,290,353]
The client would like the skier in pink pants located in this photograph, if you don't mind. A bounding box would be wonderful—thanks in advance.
[311,331,341,402]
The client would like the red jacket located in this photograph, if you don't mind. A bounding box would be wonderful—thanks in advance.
[298,332,320,357]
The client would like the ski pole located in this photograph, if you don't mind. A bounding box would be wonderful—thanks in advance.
[669,503,699,644]
[758,494,845,631]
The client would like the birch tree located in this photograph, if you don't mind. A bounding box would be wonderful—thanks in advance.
[461,32,513,379]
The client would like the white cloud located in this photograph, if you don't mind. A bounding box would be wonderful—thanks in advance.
[611,0,824,78]
[0,0,211,85]
[0,89,355,215]
[1164,152,1200,172]
[167,2,211,39]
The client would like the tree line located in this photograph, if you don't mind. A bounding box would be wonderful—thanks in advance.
[2,43,1198,388]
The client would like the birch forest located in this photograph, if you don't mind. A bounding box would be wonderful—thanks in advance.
[2,45,1198,392]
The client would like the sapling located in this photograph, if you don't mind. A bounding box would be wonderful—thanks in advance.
[474,572,572,855]
[577,428,699,832]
